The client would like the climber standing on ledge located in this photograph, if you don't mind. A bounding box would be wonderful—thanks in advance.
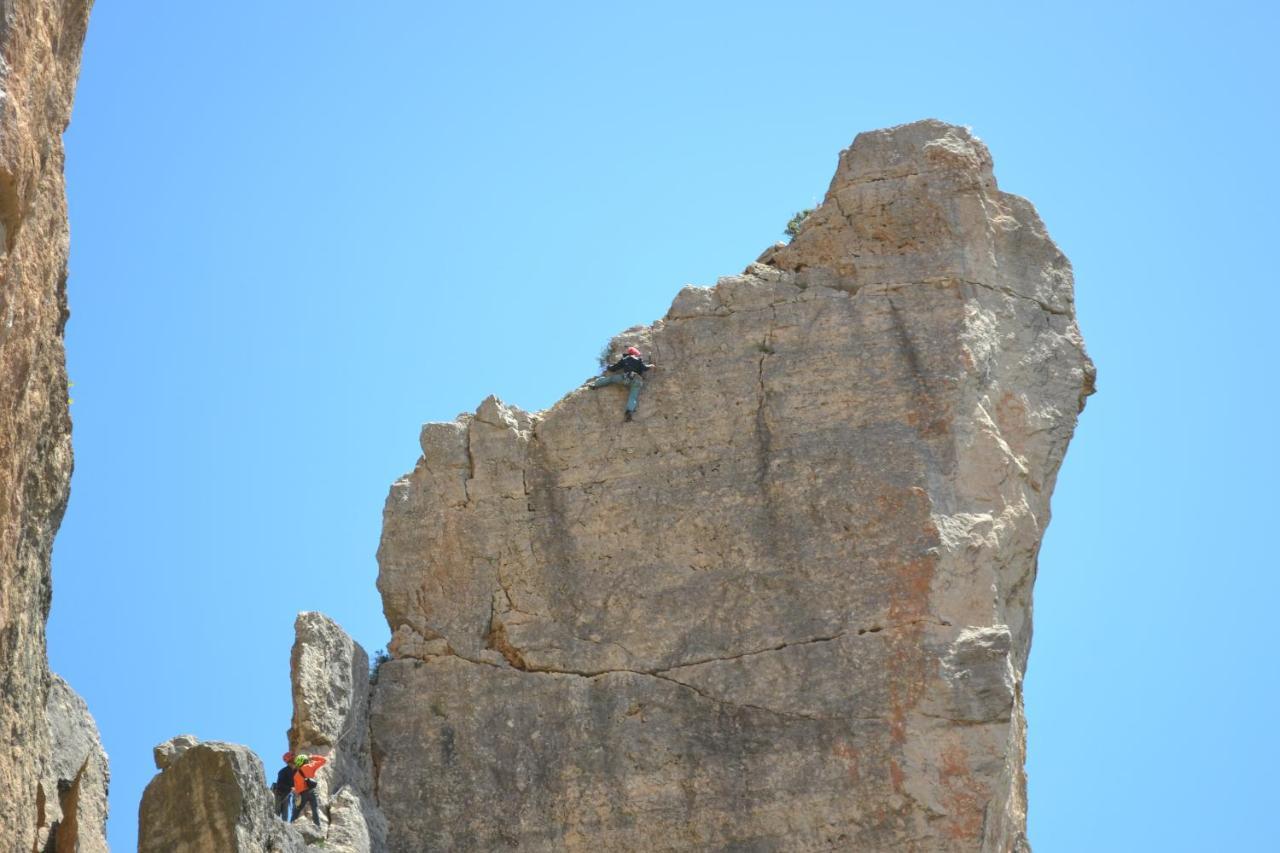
[591,346,653,422]
[272,751,295,821]
[290,752,328,828]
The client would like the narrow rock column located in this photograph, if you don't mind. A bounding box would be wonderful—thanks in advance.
[288,611,388,853]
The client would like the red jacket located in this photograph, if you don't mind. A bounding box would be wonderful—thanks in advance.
[292,755,326,794]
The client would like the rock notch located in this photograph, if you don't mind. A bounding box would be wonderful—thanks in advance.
[372,119,1093,851]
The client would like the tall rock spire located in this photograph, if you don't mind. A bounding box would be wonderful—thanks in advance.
[371,120,1093,851]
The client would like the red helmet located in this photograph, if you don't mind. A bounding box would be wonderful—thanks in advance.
[283,752,294,763]
[625,346,641,357]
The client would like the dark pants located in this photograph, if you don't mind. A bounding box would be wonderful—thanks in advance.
[591,372,644,414]
[291,788,321,827]
[273,789,292,820]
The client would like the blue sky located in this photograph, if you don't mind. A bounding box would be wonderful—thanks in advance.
[49,1,1277,849]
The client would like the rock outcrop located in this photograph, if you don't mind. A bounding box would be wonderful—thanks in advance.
[371,119,1093,851]
[138,737,305,853]
[0,1,98,849]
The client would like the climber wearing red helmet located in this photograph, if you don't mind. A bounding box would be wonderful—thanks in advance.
[591,346,653,422]
[271,752,295,820]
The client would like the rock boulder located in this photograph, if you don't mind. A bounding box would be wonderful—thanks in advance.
[138,739,304,853]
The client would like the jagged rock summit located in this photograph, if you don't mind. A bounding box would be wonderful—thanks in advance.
[372,119,1093,851]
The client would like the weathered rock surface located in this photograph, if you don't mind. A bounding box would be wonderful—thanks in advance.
[138,738,305,853]
[372,119,1092,851]
[37,673,109,852]
[0,0,97,849]
[153,733,200,771]
[289,611,387,852]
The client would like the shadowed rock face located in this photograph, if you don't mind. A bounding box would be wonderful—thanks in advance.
[372,120,1092,851]
[40,675,109,852]
[0,1,97,849]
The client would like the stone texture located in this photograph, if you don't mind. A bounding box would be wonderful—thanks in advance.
[138,738,305,853]
[289,611,388,852]
[0,1,96,849]
[372,119,1092,851]
[153,733,199,771]
[326,787,378,853]
[37,673,109,853]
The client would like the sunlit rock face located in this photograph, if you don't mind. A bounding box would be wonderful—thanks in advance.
[0,1,97,849]
[371,120,1093,851]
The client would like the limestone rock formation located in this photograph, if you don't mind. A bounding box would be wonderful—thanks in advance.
[372,119,1093,851]
[38,674,109,852]
[0,0,97,849]
[289,611,388,852]
[138,738,305,853]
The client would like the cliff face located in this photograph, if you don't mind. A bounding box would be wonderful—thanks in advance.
[372,120,1092,851]
[0,1,100,850]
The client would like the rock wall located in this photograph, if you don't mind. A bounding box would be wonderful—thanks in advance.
[0,0,97,849]
[371,120,1093,851]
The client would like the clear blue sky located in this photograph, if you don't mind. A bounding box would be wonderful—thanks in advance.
[49,2,1277,850]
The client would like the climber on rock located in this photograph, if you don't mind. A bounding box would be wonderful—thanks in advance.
[271,751,295,821]
[289,752,328,828]
[591,346,653,422]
